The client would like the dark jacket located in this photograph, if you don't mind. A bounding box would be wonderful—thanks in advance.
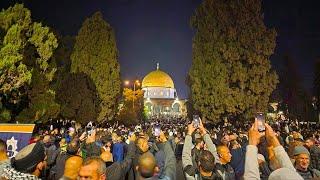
[138,141,177,180]
[309,145,320,171]
[296,168,320,180]
[82,141,101,158]
[49,151,72,180]
[230,145,246,177]
[106,141,136,180]
[215,163,236,180]
[259,162,271,180]
[127,142,160,180]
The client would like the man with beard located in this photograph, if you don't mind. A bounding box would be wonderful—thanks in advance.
[294,146,320,179]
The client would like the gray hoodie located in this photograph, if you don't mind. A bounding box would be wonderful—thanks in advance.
[182,134,220,180]
[243,145,303,180]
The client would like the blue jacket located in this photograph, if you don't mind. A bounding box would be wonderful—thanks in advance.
[113,142,124,162]
[230,146,246,177]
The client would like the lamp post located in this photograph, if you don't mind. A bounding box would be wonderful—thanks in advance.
[124,80,140,109]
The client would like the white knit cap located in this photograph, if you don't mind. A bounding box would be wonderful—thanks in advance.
[268,168,303,180]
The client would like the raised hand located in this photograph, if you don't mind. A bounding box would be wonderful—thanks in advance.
[248,119,263,146]
[265,123,281,147]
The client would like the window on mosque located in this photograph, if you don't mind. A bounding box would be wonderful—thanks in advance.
[173,103,180,112]
[160,91,164,96]
[154,92,156,96]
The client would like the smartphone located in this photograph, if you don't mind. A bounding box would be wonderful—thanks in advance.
[193,115,200,128]
[154,125,161,137]
[256,112,265,132]
[86,121,94,136]
[128,131,134,137]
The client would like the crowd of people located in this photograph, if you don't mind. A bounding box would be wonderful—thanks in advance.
[0,117,319,180]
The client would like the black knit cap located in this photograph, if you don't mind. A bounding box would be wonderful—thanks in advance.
[12,142,46,173]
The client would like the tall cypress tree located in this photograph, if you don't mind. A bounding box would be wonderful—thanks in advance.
[189,0,278,122]
[71,12,121,122]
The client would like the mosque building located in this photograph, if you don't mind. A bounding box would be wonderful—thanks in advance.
[141,63,187,118]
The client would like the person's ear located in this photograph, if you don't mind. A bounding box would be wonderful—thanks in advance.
[154,166,159,174]
[100,173,106,180]
[136,166,139,171]
[36,161,44,171]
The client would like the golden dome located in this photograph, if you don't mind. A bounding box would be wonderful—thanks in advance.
[142,68,174,88]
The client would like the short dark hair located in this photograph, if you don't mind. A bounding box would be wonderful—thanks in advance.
[199,150,215,173]
[82,156,106,176]
[195,138,203,146]
[67,140,80,155]
[0,139,7,153]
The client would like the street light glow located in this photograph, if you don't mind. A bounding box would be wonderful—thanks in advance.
[124,80,130,85]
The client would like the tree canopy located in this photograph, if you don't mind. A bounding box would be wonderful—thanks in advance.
[56,73,100,124]
[116,88,144,125]
[71,12,121,122]
[0,4,58,122]
[189,0,278,122]
[0,4,57,94]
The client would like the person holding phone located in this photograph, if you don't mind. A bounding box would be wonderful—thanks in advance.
[182,118,221,180]
[244,120,304,180]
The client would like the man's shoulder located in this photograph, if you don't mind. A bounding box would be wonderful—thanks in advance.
[311,145,320,153]
[106,162,124,180]
[3,167,39,180]
[311,168,320,177]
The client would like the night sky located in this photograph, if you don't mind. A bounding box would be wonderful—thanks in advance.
[1,0,319,99]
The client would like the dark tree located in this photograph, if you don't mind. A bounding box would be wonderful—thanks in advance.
[189,0,278,122]
[71,12,121,122]
[56,73,100,124]
[0,4,58,122]
[278,55,315,122]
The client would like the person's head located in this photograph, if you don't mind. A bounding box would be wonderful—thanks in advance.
[230,140,240,150]
[136,152,159,178]
[106,141,112,148]
[11,142,46,177]
[69,127,75,137]
[53,128,59,135]
[59,138,67,147]
[195,138,204,150]
[78,157,106,180]
[64,156,83,180]
[116,136,122,143]
[294,146,310,171]
[0,139,7,160]
[136,137,149,153]
[293,133,304,142]
[305,138,315,148]
[42,135,51,144]
[220,134,230,146]
[217,146,232,164]
[100,151,113,163]
[198,150,215,176]
[67,140,80,155]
